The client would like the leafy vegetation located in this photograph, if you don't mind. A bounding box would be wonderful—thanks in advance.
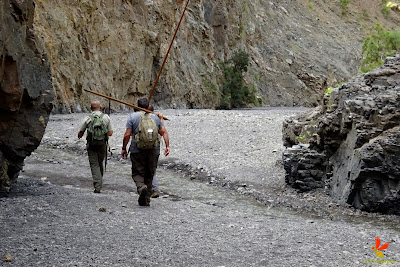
[324,82,343,96]
[386,1,400,11]
[381,0,391,16]
[339,0,350,15]
[218,50,258,110]
[325,87,333,96]
[295,130,313,144]
[361,23,400,73]
[382,1,400,17]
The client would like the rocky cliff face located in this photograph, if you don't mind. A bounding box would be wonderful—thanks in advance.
[0,0,53,196]
[282,55,400,214]
[30,0,400,112]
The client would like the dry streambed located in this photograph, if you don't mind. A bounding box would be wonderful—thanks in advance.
[1,108,399,266]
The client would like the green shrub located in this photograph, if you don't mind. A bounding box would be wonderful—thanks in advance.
[381,0,391,17]
[325,87,333,96]
[340,0,350,15]
[361,24,400,73]
[218,50,258,109]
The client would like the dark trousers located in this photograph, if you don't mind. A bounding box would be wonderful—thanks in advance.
[130,149,160,194]
[87,144,106,190]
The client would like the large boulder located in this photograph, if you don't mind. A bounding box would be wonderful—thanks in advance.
[283,55,400,214]
[0,0,53,196]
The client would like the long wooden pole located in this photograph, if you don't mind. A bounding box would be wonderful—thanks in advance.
[84,89,169,120]
[148,0,190,101]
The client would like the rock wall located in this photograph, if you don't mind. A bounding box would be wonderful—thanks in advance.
[282,55,400,214]
[0,0,53,196]
[30,0,400,112]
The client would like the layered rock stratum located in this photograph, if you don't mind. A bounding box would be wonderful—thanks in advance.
[283,55,400,215]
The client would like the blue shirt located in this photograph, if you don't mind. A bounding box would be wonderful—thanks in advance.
[126,112,162,153]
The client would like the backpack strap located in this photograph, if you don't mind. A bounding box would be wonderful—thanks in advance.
[134,112,145,134]
[88,112,104,124]
[88,114,94,124]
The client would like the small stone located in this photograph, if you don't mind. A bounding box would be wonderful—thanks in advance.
[98,207,106,212]
[2,253,13,262]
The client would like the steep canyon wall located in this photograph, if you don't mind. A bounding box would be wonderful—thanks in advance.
[31,0,397,112]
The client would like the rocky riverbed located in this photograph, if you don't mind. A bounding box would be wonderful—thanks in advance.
[1,108,400,266]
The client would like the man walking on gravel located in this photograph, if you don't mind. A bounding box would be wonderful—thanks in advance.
[121,98,170,206]
[78,100,113,193]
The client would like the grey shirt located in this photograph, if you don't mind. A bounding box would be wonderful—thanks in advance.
[126,112,162,153]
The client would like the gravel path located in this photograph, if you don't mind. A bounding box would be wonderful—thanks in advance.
[42,108,305,205]
[38,108,377,215]
[1,108,400,266]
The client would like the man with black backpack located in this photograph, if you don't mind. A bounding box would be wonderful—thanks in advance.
[78,100,113,193]
[121,97,170,206]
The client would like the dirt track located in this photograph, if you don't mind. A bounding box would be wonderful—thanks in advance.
[1,108,400,266]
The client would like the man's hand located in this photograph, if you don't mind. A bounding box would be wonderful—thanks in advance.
[157,112,165,124]
[164,147,170,156]
[122,129,132,159]
[121,149,128,159]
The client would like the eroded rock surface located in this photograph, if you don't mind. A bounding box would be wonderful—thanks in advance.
[0,0,53,196]
[31,0,400,111]
[283,55,400,214]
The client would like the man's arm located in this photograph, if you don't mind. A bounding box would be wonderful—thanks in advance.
[106,115,113,136]
[121,129,132,159]
[78,116,89,139]
[158,127,170,156]
[78,130,85,139]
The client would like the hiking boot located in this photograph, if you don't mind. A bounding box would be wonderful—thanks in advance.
[138,186,149,206]
[94,189,101,193]
[150,191,160,198]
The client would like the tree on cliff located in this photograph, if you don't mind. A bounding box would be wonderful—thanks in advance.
[361,23,400,73]
[218,50,257,109]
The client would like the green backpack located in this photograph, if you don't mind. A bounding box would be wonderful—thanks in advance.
[86,113,108,146]
[134,112,159,149]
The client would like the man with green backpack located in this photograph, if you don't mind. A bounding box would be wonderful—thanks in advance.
[121,97,170,206]
[78,100,113,193]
